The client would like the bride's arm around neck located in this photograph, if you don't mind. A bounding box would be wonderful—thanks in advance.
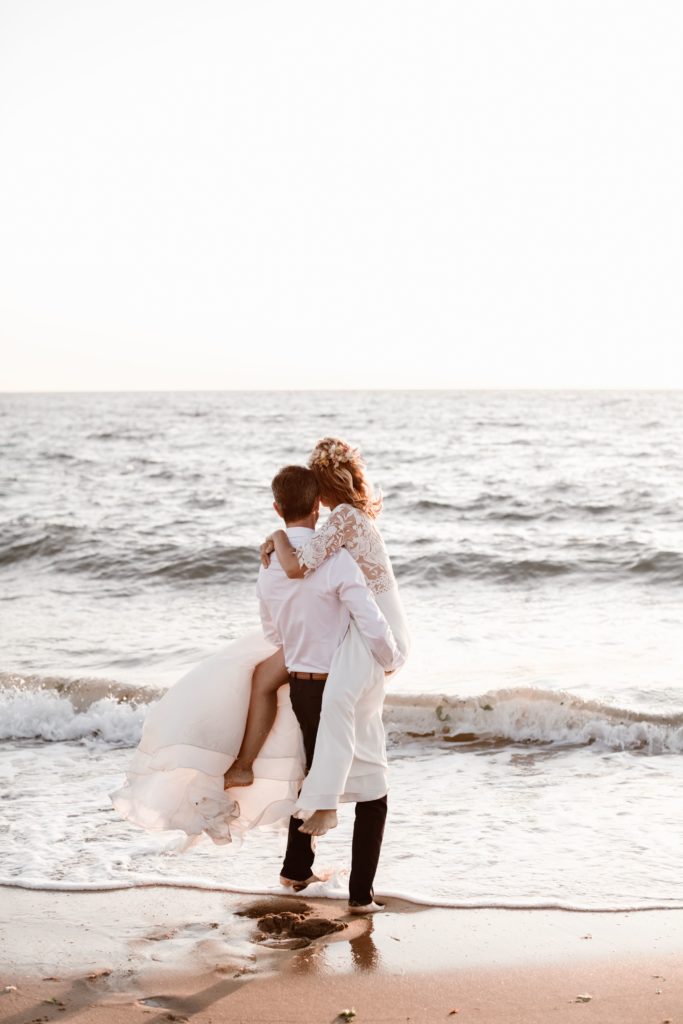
[270,531,306,578]
[271,504,357,579]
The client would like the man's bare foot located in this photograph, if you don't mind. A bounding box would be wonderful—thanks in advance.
[223,761,254,789]
[297,810,338,836]
[348,900,386,915]
[280,873,321,892]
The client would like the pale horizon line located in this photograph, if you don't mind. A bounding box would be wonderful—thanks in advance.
[3,386,683,396]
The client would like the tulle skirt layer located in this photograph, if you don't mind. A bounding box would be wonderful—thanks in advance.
[111,631,305,845]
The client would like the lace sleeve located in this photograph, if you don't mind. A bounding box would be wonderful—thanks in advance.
[297,504,358,571]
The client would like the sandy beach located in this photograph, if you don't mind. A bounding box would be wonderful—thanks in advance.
[1,886,681,1023]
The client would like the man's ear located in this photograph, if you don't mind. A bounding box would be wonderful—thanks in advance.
[312,497,320,515]
[273,500,285,520]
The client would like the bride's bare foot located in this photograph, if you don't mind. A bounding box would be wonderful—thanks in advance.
[223,760,254,789]
[297,809,338,836]
[280,873,321,892]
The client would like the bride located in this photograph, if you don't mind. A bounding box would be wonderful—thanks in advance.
[112,437,409,848]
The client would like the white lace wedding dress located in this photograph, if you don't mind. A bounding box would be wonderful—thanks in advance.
[292,504,410,819]
[111,504,409,843]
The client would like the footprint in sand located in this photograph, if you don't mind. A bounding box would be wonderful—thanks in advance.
[237,896,347,949]
[237,898,312,919]
[255,910,346,948]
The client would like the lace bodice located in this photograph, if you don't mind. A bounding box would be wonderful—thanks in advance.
[296,503,397,596]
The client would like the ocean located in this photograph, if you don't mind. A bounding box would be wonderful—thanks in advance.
[1,389,682,911]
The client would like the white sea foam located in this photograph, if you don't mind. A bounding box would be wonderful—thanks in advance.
[3,734,683,910]
[0,685,147,745]
[2,677,683,754]
[2,877,681,913]
[384,688,683,754]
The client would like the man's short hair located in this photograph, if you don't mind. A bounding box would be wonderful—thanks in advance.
[271,465,319,522]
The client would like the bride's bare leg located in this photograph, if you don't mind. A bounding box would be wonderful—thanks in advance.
[224,649,288,789]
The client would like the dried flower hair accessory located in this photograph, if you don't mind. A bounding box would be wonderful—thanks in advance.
[310,440,359,471]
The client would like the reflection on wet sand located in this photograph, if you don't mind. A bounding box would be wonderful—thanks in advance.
[292,918,381,975]
[349,923,380,971]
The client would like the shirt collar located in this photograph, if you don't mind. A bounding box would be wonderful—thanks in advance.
[286,526,315,541]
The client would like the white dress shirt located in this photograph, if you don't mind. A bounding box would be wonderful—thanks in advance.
[256,526,404,674]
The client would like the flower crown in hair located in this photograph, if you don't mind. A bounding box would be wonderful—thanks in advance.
[308,439,360,471]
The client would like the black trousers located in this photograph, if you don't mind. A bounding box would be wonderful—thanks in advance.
[281,676,387,906]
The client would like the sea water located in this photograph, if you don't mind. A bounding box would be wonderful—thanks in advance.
[1,390,682,909]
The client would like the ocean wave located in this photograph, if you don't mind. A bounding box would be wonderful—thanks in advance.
[384,689,683,754]
[0,684,147,745]
[393,545,683,585]
[405,495,659,522]
[627,550,683,582]
[411,499,461,512]
[2,675,682,754]
[187,494,227,510]
[3,499,681,585]
[0,521,257,581]
[0,672,162,710]
[38,450,81,462]
[3,526,682,585]
[77,542,257,582]
[86,429,157,441]
[0,523,83,568]
[394,552,573,583]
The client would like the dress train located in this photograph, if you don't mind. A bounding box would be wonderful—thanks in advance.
[111,631,305,844]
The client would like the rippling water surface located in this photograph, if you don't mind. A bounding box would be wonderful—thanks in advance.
[1,390,682,908]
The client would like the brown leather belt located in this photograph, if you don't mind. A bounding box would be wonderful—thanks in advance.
[288,671,329,681]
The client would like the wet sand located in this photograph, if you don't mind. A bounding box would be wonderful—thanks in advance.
[1,886,682,1023]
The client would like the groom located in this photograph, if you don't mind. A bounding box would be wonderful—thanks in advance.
[257,465,404,913]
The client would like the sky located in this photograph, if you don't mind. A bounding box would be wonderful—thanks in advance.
[1,0,682,391]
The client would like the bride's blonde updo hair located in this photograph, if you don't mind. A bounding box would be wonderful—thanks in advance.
[307,437,382,519]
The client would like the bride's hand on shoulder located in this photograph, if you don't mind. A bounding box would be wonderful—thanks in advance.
[260,535,275,567]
